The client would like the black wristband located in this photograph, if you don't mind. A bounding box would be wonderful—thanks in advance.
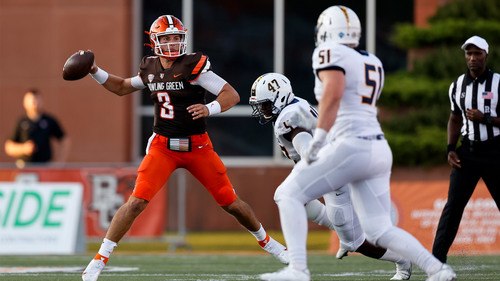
[447,144,456,154]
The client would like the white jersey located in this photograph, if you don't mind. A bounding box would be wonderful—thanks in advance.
[273,97,318,162]
[312,42,384,139]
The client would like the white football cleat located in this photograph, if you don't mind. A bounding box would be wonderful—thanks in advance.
[260,236,290,265]
[335,246,348,259]
[426,264,457,281]
[82,258,106,281]
[260,266,311,281]
[391,259,412,280]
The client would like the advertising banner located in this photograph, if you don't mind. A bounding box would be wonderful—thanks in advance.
[0,168,167,239]
[0,182,83,254]
[329,180,500,255]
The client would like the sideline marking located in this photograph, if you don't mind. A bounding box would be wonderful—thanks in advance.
[0,266,138,274]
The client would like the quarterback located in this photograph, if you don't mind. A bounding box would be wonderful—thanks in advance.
[80,15,288,281]
[259,6,457,281]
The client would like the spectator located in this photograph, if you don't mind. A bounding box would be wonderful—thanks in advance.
[4,89,70,167]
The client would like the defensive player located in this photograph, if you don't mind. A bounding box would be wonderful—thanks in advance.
[249,72,412,280]
[80,15,288,281]
[259,6,457,281]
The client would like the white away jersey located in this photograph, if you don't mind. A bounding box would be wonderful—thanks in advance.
[274,97,318,162]
[312,42,384,139]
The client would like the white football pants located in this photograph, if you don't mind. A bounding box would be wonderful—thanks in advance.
[274,137,442,275]
[305,186,365,253]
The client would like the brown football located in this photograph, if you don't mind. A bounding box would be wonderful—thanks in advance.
[62,50,95,81]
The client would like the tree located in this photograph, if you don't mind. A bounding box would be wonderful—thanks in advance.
[381,0,500,166]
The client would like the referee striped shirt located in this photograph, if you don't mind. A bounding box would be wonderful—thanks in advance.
[449,69,500,141]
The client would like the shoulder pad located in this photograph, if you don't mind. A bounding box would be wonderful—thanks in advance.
[275,106,313,135]
[139,56,159,71]
[173,52,209,81]
[275,105,316,135]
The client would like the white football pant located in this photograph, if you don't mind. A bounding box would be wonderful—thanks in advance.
[274,137,442,275]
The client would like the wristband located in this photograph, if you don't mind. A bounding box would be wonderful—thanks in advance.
[206,100,221,116]
[90,67,109,84]
[447,144,456,154]
[312,128,327,143]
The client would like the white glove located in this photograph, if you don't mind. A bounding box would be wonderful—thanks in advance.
[303,128,327,164]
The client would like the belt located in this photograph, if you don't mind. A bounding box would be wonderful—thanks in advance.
[462,135,500,149]
[357,134,385,141]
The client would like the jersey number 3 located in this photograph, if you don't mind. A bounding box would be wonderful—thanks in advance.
[157,92,174,119]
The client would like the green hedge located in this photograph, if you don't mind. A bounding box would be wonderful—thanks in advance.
[384,126,447,166]
[391,20,500,49]
[380,0,500,166]
[381,73,450,108]
[430,0,500,22]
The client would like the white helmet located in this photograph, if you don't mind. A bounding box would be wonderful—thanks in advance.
[249,73,295,124]
[315,5,361,47]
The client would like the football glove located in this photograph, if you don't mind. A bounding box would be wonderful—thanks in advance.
[304,128,327,164]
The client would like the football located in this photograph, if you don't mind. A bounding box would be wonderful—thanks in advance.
[62,50,95,81]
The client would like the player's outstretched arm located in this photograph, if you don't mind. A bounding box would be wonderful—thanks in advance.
[89,63,137,96]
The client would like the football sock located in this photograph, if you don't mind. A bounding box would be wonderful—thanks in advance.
[277,196,308,271]
[249,224,268,242]
[379,248,406,263]
[93,253,109,264]
[377,227,442,275]
[97,238,117,259]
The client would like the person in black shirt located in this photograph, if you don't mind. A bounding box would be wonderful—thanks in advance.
[433,35,500,263]
[4,89,70,167]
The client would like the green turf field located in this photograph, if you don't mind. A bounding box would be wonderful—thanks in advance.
[0,231,497,280]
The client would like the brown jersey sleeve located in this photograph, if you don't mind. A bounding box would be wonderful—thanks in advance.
[138,56,162,85]
[182,52,210,81]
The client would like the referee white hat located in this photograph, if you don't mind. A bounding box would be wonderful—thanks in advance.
[461,35,489,54]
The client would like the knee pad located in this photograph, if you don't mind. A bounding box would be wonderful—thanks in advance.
[306,200,335,228]
[328,204,354,227]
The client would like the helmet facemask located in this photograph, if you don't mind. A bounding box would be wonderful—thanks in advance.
[250,100,279,125]
[249,73,295,125]
[148,15,188,58]
[151,32,187,58]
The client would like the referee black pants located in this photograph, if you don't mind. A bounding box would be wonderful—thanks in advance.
[432,140,500,263]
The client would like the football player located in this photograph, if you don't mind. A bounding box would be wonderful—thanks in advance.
[259,6,457,281]
[80,15,288,281]
[250,72,411,280]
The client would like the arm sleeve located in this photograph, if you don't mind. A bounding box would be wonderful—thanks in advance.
[131,75,146,89]
[190,71,227,96]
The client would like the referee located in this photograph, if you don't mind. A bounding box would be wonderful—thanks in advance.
[432,35,500,263]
